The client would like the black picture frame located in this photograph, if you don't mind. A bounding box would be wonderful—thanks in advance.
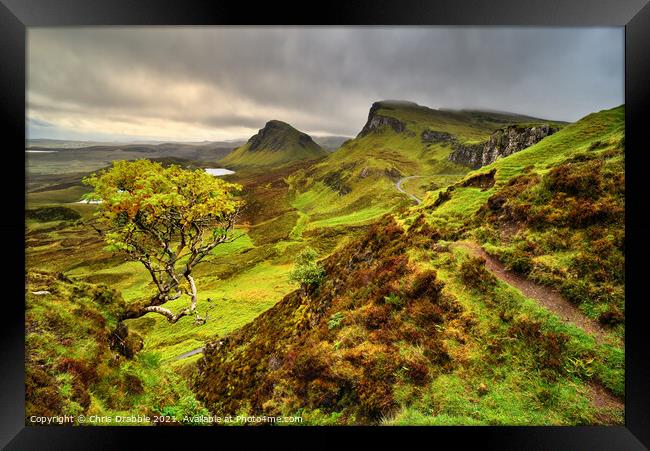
[3,0,649,448]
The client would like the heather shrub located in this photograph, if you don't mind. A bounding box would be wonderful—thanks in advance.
[384,293,405,309]
[598,305,624,326]
[408,270,444,300]
[544,160,603,198]
[508,318,569,371]
[459,256,497,292]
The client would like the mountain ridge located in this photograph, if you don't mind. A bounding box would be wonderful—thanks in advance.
[286,99,566,229]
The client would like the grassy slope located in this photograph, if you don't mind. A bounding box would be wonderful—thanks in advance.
[193,105,624,425]
[25,271,209,425]
[27,218,300,362]
[414,105,625,335]
[24,104,573,371]
[25,160,369,365]
[194,215,623,425]
[287,101,562,233]
[24,103,621,426]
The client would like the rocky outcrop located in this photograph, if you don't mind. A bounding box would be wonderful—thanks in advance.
[321,162,357,195]
[449,124,559,169]
[421,129,455,144]
[480,124,558,166]
[358,114,405,137]
[458,169,496,190]
[421,128,484,167]
[446,142,485,168]
[357,102,407,137]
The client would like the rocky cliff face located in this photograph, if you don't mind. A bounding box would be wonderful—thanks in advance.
[357,101,410,137]
[447,141,485,169]
[358,114,405,137]
[448,124,559,169]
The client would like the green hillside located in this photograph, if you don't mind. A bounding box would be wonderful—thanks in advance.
[24,103,624,427]
[286,100,563,231]
[220,120,327,168]
[417,105,625,334]
[194,105,624,425]
[26,271,209,424]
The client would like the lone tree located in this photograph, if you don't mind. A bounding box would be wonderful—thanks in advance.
[83,160,243,324]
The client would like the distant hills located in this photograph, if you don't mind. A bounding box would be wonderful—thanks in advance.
[284,100,566,223]
[26,138,248,149]
[28,101,564,175]
[220,120,328,168]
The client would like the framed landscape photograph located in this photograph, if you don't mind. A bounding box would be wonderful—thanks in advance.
[2,0,650,448]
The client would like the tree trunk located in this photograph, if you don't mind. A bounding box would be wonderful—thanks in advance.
[186,274,198,311]
[118,276,202,324]
[120,304,190,323]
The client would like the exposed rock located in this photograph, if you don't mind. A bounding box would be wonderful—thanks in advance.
[322,170,352,196]
[421,129,455,144]
[358,114,405,137]
[358,102,407,137]
[481,124,558,166]
[487,194,507,211]
[433,186,455,207]
[357,167,402,181]
[383,168,403,181]
[449,124,559,169]
[459,169,496,191]
[447,142,485,168]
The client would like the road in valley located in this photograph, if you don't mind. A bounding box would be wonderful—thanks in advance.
[395,176,424,204]
[395,174,463,205]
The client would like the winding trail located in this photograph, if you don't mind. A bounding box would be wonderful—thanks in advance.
[454,240,624,417]
[171,240,623,418]
[454,240,618,346]
[175,346,204,360]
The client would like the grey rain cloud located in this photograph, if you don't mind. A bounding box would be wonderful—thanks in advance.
[27,27,624,142]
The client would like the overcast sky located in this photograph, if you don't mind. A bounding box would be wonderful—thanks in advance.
[27,27,624,142]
